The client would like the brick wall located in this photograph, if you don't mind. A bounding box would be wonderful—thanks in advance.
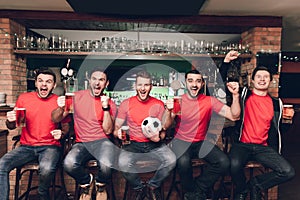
[241,27,281,98]
[0,18,28,199]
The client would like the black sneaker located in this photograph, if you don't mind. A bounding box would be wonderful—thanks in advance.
[184,191,201,200]
[194,188,207,200]
[148,187,162,200]
[234,191,248,200]
[132,187,147,200]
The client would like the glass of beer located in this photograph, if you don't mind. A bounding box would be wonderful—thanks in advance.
[283,104,294,124]
[16,108,26,127]
[121,126,130,145]
[173,96,182,115]
[65,93,75,113]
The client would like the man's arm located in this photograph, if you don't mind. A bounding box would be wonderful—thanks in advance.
[162,98,176,130]
[218,82,240,121]
[101,96,115,134]
[113,118,126,139]
[52,96,69,123]
[6,110,16,130]
[102,108,115,135]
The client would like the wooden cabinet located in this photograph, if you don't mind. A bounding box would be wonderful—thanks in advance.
[0,129,8,158]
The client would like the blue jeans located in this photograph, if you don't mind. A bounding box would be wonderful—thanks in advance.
[230,142,295,193]
[0,145,61,200]
[171,139,230,193]
[118,141,176,190]
[63,139,115,185]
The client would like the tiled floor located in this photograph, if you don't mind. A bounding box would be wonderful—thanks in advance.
[278,112,300,200]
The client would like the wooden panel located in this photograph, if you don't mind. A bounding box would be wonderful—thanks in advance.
[0,129,8,158]
[0,10,282,34]
[281,62,300,73]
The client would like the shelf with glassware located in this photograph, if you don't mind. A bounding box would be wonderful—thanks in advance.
[13,33,252,60]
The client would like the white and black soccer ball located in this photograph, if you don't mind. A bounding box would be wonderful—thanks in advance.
[141,117,162,136]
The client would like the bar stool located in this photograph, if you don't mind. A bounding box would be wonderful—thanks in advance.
[165,158,207,200]
[221,127,269,200]
[122,159,164,200]
[74,159,116,200]
[12,135,61,200]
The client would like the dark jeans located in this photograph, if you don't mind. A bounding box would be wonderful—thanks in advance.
[171,139,230,192]
[118,141,176,190]
[0,145,61,200]
[63,139,115,185]
[229,142,295,193]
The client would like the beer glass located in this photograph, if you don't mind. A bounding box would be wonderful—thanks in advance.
[16,108,26,127]
[65,93,75,113]
[283,104,294,124]
[173,96,182,115]
[121,126,130,145]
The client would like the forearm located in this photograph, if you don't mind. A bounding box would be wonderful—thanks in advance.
[102,111,114,134]
[162,110,175,130]
[51,107,66,123]
[230,94,241,119]
[219,62,231,82]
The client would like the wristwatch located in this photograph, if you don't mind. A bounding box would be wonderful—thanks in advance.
[102,105,110,111]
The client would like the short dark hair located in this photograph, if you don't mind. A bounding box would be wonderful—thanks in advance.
[35,69,56,83]
[251,66,273,81]
[88,67,108,79]
[185,69,202,80]
[136,70,152,82]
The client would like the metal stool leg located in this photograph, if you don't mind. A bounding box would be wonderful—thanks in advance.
[14,168,21,200]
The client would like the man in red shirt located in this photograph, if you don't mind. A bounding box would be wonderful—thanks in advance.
[227,63,295,199]
[0,69,69,200]
[114,70,176,200]
[163,58,240,199]
[52,67,117,200]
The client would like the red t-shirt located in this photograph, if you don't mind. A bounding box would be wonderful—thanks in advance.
[175,94,224,142]
[240,92,274,145]
[117,96,164,142]
[73,90,117,142]
[15,92,69,146]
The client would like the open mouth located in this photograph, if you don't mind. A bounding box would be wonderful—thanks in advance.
[93,87,102,95]
[190,87,199,95]
[40,88,48,96]
[258,82,266,86]
[139,91,147,98]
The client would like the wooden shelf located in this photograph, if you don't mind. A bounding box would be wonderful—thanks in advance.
[282,98,300,105]
[14,49,253,61]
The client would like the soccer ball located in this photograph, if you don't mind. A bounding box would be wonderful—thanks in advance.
[141,117,162,136]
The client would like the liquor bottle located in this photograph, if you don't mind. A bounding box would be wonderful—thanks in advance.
[84,71,89,90]
[159,75,164,86]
